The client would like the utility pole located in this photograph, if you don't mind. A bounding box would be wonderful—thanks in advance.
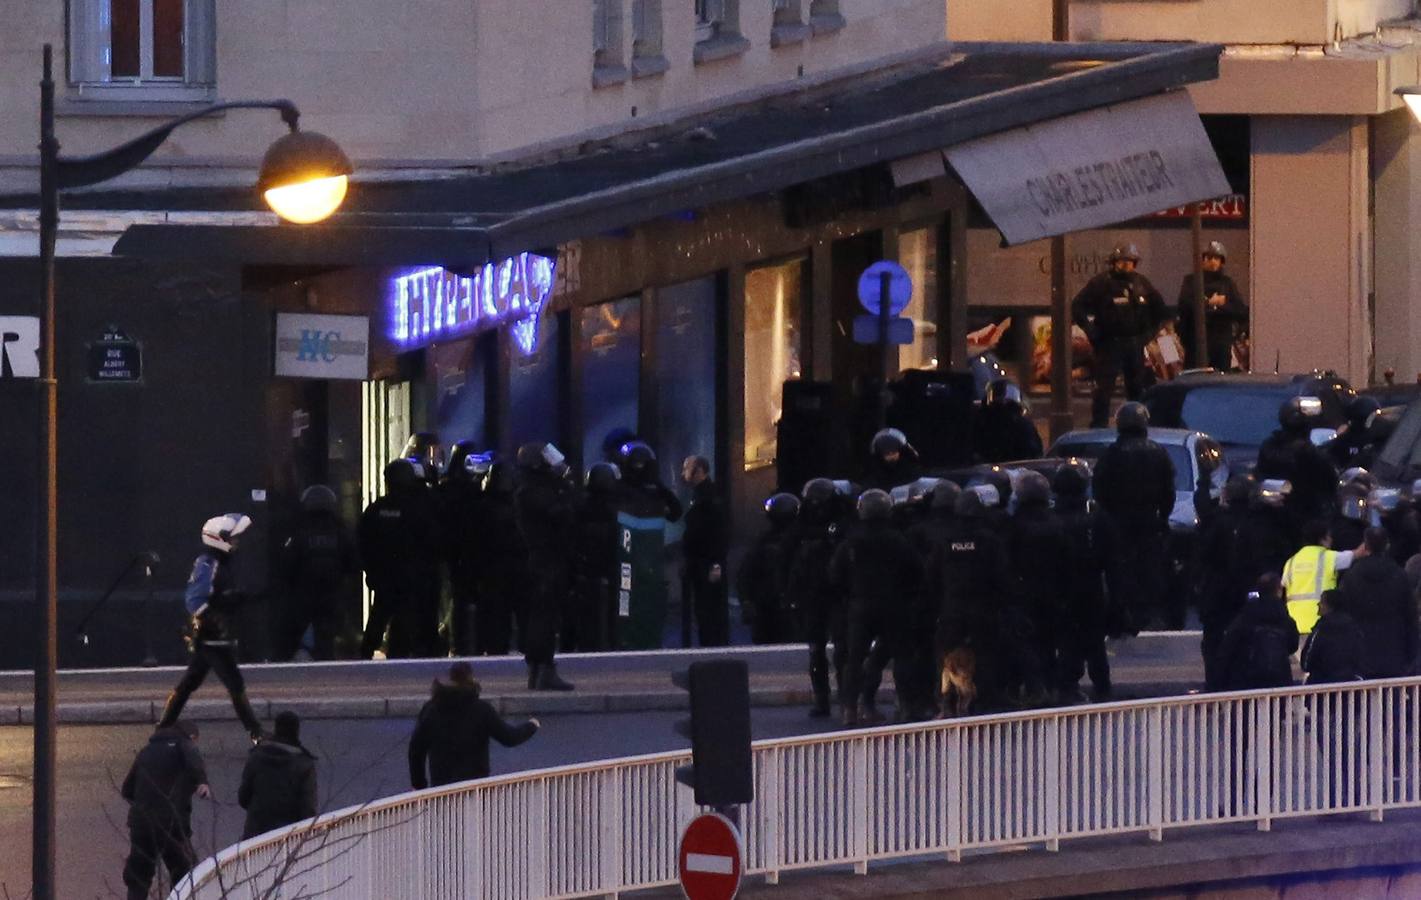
[1047,1,1074,442]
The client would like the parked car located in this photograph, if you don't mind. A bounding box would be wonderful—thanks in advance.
[1047,427,1227,533]
[1371,399,1421,488]
[1142,371,1354,471]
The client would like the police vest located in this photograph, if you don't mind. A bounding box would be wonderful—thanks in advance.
[1281,545,1339,635]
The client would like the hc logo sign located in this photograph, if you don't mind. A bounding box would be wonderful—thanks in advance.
[296,329,341,363]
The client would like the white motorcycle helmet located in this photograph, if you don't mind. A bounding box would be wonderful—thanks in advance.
[201,513,252,553]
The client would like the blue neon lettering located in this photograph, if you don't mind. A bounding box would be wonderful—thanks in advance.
[389,252,557,357]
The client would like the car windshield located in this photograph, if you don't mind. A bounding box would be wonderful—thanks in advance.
[1177,387,1289,447]
[1053,439,1194,492]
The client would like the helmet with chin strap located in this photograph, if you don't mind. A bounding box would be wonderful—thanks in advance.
[201,513,252,553]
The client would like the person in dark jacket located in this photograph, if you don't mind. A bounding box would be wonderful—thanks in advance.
[1176,241,1247,371]
[1216,574,1299,691]
[736,493,801,644]
[681,455,731,647]
[788,479,849,717]
[863,428,923,491]
[1071,244,1170,427]
[439,441,493,656]
[972,380,1043,464]
[1007,471,1070,704]
[158,515,264,741]
[1255,397,1338,528]
[358,459,442,658]
[474,461,528,656]
[1340,528,1418,679]
[1091,403,1175,632]
[121,721,209,900]
[830,489,923,727]
[569,462,623,651]
[1329,396,1383,471]
[239,711,317,839]
[1052,461,1119,700]
[1301,591,1365,685]
[515,442,577,690]
[409,662,540,788]
[1196,475,1254,690]
[276,485,356,661]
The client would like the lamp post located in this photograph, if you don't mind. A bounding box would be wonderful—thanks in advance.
[32,43,351,900]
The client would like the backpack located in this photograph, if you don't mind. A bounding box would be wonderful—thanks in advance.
[1242,622,1293,689]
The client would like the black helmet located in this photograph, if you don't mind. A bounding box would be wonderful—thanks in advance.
[984,379,1023,408]
[870,428,909,457]
[1108,243,1142,264]
[1015,470,1051,508]
[765,493,801,524]
[966,482,1001,509]
[300,484,338,513]
[1345,395,1381,430]
[930,480,962,512]
[486,461,516,494]
[1280,396,1322,430]
[802,477,837,506]
[383,458,421,493]
[1222,473,1255,508]
[1116,402,1149,436]
[857,489,894,521]
[954,489,986,519]
[517,441,551,471]
[446,440,486,481]
[585,462,621,494]
[970,466,1012,507]
[621,440,657,472]
[1203,241,1227,261]
[1051,459,1091,497]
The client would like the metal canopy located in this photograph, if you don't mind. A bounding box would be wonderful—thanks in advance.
[85,41,1225,268]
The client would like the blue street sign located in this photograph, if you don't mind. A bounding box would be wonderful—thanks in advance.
[852,315,915,345]
[856,261,913,316]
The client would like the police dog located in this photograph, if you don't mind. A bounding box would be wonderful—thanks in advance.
[938,645,977,718]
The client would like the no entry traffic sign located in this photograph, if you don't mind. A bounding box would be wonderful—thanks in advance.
[678,812,743,900]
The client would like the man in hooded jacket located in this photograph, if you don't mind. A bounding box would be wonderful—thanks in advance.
[409,662,540,788]
[239,711,317,839]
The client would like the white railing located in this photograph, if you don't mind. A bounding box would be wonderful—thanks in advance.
[172,677,1421,899]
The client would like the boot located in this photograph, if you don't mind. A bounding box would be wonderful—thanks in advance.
[534,663,575,691]
[232,690,265,744]
[157,691,184,730]
[527,664,539,690]
[808,658,831,718]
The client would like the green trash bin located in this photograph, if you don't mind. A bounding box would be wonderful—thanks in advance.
[616,510,668,649]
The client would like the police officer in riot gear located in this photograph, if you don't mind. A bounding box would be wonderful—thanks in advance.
[1330,483,1370,556]
[789,478,848,717]
[158,514,264,742]
[1256,397,1338,528]
[1052,461,1118,699]
[402,432,445,487]
[620,441,683,521]
[973,379,1043,463]
[1195,475,1254,690]
[569,462,623,651]
[439,442,492,655]
[1071,244,1170,427]
[474,461,527,655]
[681,454,729,646]
[829,489,922,727]
[1008,470,1070,703]
[736,493,801,644]
[1177,241,1248,371]
[276,485,355,661]
[1330,395,1383,470]
[1092,402,1175,632]
[864,428,922,491]
[515,441,577,690]
[358,459,442,659]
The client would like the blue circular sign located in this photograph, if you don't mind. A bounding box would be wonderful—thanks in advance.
[857,261,913,316]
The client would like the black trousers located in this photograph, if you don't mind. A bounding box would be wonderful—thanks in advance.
[804,604,845,708]
[275,589,340,661]
[840,606,886,710]
[1091,338,1148,428]
[522,565,567,667]
[361,583,440,659]
[160,642,261,735]
[124,819,195,900]
[686,567,729,647]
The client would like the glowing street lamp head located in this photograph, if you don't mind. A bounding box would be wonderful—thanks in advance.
[258,129,353,224]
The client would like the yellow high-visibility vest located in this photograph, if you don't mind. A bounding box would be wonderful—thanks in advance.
[1281,545,1339,635]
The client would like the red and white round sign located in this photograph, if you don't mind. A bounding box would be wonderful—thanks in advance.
[678,812,744,900]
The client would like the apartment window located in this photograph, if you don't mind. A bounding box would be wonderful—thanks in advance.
[808,0,845,34]
[631,0,669,77]
[69,0,216,96]
[771,0,811,46]
[694,0,749,63]
[593,0,628,86]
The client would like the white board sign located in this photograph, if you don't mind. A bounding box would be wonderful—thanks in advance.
[274,313,369,380]
[0,316,40,379]
[946,91,1231,246]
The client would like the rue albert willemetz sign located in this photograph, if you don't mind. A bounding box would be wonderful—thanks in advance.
[86,326,142,384]
[944,90,1232,246]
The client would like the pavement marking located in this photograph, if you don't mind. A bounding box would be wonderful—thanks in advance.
[686,853,735,875]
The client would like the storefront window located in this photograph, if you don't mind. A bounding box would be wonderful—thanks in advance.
[508,312,564,451]
[898,225,939,372]
[744,260,804,471]
[580,296,642,468]
[656,277,719,491]
[431,334,494,451]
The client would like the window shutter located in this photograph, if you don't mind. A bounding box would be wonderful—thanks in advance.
[68,0,111,84]
[185,0,216,85]
[593,0,609,52]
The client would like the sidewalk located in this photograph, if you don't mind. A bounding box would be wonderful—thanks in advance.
[0,633,1203,726]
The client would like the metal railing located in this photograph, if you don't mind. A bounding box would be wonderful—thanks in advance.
[172,676,1421,899]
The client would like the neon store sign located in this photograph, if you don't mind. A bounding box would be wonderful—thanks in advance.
[390,253,556,355]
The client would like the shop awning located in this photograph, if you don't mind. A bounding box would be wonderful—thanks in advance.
[45,40,1228,266]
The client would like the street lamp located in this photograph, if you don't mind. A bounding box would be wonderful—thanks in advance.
[31,43,351,900]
